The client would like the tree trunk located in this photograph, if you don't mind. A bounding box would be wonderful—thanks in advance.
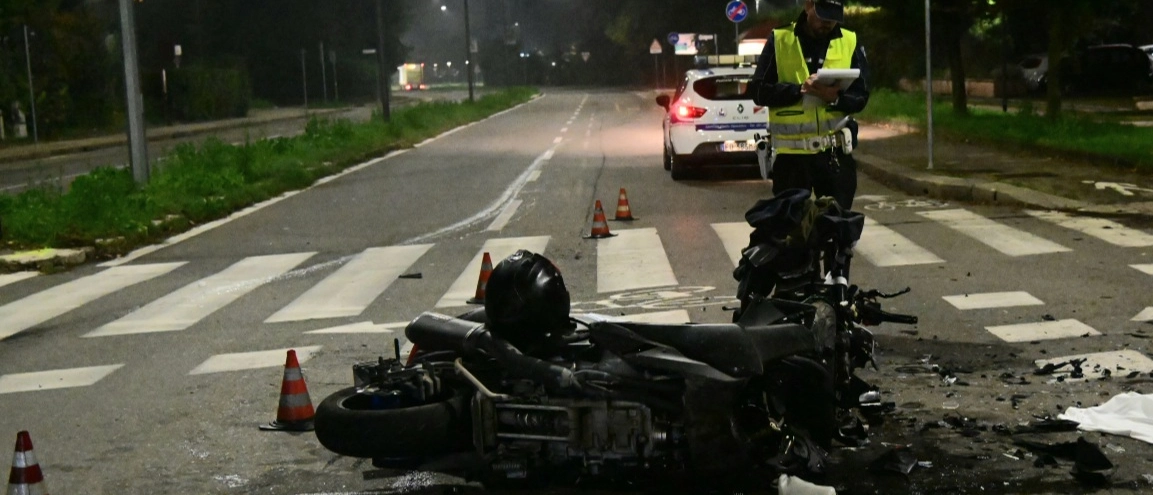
[1045,9,1064,119]
[948,32,968,115]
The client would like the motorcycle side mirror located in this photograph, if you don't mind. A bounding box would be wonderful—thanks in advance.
[655,94,671,109]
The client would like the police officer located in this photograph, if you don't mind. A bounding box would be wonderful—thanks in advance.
[751,0,869,210]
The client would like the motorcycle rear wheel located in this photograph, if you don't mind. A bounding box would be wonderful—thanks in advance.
[314,386,471,459]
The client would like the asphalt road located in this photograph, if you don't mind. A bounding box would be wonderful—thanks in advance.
[2,88,1153,494]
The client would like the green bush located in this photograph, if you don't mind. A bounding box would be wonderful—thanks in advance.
[168,66,252,122]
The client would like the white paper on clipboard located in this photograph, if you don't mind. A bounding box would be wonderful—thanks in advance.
[803,68,860,109]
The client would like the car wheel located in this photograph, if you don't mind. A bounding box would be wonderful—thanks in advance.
[670,155,692,181]
[314,386,471,459]
[663,146,672,171]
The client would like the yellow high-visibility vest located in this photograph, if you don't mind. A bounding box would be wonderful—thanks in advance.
[770,25,857,154]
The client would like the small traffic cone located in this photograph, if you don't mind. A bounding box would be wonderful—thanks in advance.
[466,252,494,304]
[612,188,636,221]
[260,350,315,432]
[7,431,48,495]
[583,200,617,239]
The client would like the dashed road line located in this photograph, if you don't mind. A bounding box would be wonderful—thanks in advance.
[943,291,1044,310]
[985,319,1100,343]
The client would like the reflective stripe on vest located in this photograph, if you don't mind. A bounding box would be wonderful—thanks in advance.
[769,25,856,155]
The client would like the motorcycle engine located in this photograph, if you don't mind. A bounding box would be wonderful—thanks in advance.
[472,393,683,480]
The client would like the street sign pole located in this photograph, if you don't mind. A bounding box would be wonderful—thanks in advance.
[725,1,749,54]
[23,25,37,144]
[925,0,933,170]
[375,0,390,121]
[464,0,475,103]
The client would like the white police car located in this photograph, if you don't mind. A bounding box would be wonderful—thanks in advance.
[655,65,764,180]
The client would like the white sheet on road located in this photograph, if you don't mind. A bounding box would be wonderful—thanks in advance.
[1060,392,1153,444]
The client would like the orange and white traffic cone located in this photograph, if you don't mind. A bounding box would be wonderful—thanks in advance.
[466,252,494,304]
[583,200,617,239]
[260,349,316,432]
[612,188,636,221]
[7,431,48,495]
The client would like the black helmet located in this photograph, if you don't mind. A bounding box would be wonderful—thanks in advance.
[484,250,572,351]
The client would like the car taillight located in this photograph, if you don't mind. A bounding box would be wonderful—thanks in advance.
[671,103,707,122]
[405,84,413,91]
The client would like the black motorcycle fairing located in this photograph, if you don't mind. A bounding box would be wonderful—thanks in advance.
[600,320,820,378]
[625,347,742,382]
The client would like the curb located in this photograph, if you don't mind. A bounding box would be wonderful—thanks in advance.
[0,247,94,273]
[855,152,1102,213]
[0,107,349,166]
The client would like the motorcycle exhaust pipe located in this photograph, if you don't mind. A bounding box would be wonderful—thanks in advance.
[406,312,485,353]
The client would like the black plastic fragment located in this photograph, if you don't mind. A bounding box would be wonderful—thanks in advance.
[398,272,423,279]
[869,447,918,476]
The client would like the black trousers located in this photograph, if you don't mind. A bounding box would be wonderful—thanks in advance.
[770,150,858,211]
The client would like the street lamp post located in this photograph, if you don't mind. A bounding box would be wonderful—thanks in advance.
[23,25,38,143]
[376,0,390,121]
[117,0,149,183]
[463,0,475,102]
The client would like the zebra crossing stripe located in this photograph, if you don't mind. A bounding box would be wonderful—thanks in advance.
[0,364,124,394]
[1034,350,1153,381]
[304,321,406,334]
[1026,210,1153,247]
[1132,264,1153,276]
[265,245,432,323]
[857,217,945,267]
[87,253,314,337]
[985,319,1100,343]
[0,271,37,289]
[711,222,753,267]
[942,291,1043,310]
[189,346,322,375]
[597,228,678,294]
[918,209,1071,256]
[0,263,185,341]
[1133,307,1153,322]
[610,310,691,324]
[436,236,550,308]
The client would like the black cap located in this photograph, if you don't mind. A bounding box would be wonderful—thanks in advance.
[814,0,845,23]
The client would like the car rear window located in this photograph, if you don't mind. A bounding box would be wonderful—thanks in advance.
[693,76,752,101]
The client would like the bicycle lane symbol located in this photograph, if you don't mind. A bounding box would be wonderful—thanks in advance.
[863,199,951,211]
[570,286,737,312]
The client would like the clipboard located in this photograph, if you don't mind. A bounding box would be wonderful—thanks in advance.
[803,68,860,109]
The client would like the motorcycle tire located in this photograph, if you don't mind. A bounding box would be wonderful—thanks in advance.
[314,386,471,459]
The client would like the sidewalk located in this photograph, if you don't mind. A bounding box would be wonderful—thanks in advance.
[0,106,350,165]
[855,123,1153,217]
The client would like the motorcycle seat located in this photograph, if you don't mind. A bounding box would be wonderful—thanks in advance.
[610,321,817,378]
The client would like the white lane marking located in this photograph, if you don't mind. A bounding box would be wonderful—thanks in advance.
[856,217,945,267]
[1026,210,1153,247]
[87,253,314,337]
[526,170,541,182]
[553,137,563,144]
[266,245,432,323]
[855,195,889,203]
[561,127,569,133]
[1133,307,1153,322]
[597,228,678,293]
[918,209,1071,256]
[985,319,1100,343]
[402,143,558,246]
[486,200,523,232]
[1035,350,1153,381]
[190,346,321,375]
[610,310,691,324]
[0,272,37,289]
[102,97,545,267]
[0,263,185,341]
[711,222,753,267]
[305,321,406,334]
[1133,264,1153,276]
[942,291,1044,310]
[0,364,124,394]
[436,236,551,308]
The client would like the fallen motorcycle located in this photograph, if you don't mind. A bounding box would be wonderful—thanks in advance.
[314,189,917,489]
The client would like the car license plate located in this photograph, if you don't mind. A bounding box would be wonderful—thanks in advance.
[722,140,755,152]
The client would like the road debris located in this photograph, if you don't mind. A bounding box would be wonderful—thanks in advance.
[869,447,918,476]
[777,474,837,495]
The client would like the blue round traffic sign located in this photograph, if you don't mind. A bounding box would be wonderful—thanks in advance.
[667,32,680,45]
[725,0,749,23]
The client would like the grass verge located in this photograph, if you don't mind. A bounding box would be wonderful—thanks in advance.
[860,89,1153,170]
[0,87,538,257]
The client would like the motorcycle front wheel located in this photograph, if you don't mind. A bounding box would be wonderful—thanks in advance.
[314,386,471,459]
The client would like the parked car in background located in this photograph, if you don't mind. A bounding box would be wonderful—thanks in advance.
[1058,44,1153,95]
[1018,54,1048,93]
[655,65,763,181]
